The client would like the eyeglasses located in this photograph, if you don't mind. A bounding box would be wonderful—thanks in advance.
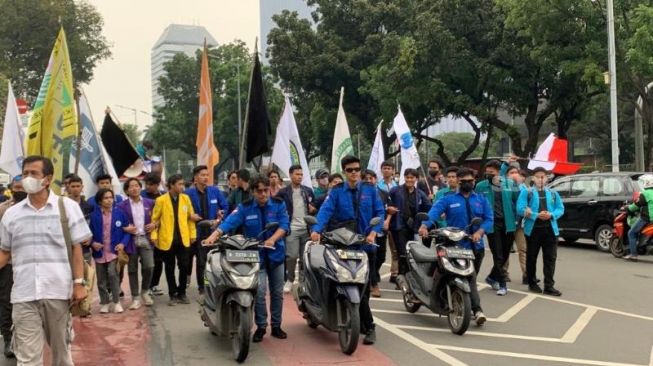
[345,167,361,173]
[459,179,475,184]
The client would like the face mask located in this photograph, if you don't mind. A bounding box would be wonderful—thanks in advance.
[460,182,474,193]
[485,173,496,182]
[12,191,27,202]
[22,176,45,194]
[428,169,438,178]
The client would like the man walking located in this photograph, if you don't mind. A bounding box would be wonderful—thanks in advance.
[0,156,91,365]
[376,161,400,285]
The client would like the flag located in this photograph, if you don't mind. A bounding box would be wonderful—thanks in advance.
[367,121,384,179]
[196,45,219,184]
[25,27,77,193]
[271,97,312,188]
[100,112,140,177]
[0,82,25,177]
[392,106,421,184]
[244,51,271,163]
[69,92,121,198]
[330,87,353,173]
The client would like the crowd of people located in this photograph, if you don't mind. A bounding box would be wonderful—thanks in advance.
[0,153,567,365]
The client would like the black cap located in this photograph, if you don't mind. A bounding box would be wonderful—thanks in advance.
[315,168,329,180]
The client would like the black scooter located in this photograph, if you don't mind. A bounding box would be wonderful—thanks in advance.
[294,216,381,355]
[396,214,481,335]
[200,222,278,363]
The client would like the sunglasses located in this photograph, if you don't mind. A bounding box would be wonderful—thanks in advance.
[345,167,361,173]
[459,179,475,184]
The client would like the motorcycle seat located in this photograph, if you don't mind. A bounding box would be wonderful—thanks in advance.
[410,243,438,263]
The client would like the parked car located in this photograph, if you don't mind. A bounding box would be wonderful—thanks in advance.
[546,172,644,251]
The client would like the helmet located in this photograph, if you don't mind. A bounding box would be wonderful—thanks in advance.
[639,174,653,189]
[315,168,329,180]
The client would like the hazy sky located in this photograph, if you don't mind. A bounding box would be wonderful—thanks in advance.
[83,0,260,130]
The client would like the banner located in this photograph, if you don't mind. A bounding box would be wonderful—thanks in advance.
[196,46,219,184]
[392,106,421,184]
[244,51,271,164]
[0,82,25,177]
[271,97,312,188]
[330,87,353,173]
[367,121,384,179]
[26,27,77,193]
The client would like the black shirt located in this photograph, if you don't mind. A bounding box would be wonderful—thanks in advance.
[492,183,504,220]
[407,188,417,218]
[198,188,208,219]
[170,194,183,245]
[535,190,550,228]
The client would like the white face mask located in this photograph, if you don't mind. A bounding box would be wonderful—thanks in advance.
[22,176,45,194]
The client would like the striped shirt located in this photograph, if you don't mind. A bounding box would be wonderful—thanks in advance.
[0,191,92,303]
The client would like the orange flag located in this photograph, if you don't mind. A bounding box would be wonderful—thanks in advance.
[196,44,219,184]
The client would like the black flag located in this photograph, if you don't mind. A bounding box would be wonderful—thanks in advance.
[100,113,140,177]
[245,52,271,163]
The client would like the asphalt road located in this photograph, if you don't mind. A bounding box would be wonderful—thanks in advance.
[1,239,651,365]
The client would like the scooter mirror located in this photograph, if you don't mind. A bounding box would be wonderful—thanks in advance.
[415,212,430,222]
[369,217,382,226]
[470,217,483,226]
[304,216,318,225]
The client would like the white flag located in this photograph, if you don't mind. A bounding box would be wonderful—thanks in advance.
[0,82,25,177]
[330,87,354,173]
[392,106,421,184]
[271,97,312,188]
[367,121,385,178]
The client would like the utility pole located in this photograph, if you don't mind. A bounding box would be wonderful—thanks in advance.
[607,0,620,172]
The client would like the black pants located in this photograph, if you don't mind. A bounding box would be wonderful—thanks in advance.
[526,226,558,288]
[163,241,190,298]
[150,248,164,288]
[470,249,484,312]
[371,234,387,287]
[391,228,415,275]
[188,229,212,291]
[360,256,374,334]
[487,222,514,287]
[0,264,12,339]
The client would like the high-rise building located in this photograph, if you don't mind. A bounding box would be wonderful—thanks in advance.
[259,0,312,62]
[151,24,217,110]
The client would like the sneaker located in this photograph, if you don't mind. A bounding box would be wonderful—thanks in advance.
[100,304,110,313]
[112,303,124,313]
[283,281,293,294]
[496,287,507,296]
[623,254,639,261]
[129,299,142,310]
[3,338,14,358]
[485,277,500,290]
[543,287,562,297]
[150,286,164,296]
[529,284,543,294]
[252,327,266,343]
[363,329,376,345]
[370,286,381,298]
[271,327,287,339]
[474,311,487,326]
[168,297,177,306]
[177,295,191,304]
[142,293,154,306]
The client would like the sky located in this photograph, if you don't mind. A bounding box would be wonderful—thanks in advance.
[83,0,260,131]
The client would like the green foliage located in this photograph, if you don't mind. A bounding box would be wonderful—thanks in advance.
[0,0,111,101]
[121,124,140,146]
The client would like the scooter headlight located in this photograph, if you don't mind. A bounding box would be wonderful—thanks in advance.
[441,229,465,242]
[226,262,259,289]
[441,257,474,276]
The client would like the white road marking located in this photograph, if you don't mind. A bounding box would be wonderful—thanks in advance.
[649,345,653,366]
[493,294,537,322]
[371,298,403,303]
[561,307,598,343]
[373,308,515,324]
[395,324,568,343]
[380,288,401,293]
[374,317,467,366]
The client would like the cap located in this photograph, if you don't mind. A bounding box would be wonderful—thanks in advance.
[315,168,329,180]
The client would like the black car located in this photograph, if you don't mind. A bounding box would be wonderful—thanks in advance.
[547,172,644,251]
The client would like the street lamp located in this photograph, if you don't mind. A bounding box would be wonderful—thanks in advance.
[606,0,620,172]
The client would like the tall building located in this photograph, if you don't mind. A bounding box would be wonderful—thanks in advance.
[259,0,312,62]
[151,24,217,110]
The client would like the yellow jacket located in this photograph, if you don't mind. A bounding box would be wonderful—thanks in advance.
[151,193,197,250]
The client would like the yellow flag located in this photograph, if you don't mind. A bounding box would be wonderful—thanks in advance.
[196,45,219,184]
[26,27,77,194]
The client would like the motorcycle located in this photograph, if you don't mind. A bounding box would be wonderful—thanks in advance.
[200,222,278,363]
[396,213,481,335]
[610,206,653,258]
[294,216,381,355]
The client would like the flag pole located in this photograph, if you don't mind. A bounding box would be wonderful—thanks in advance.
[73,90,82,175]
[238,38,258,169]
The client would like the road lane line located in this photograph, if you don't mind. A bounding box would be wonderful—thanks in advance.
[649,345,653,366]
[380,288,401,293]
[373,308,504,323]
[493,294,536,322]
[371,298,403,303]
[374,317,467,366]
[395,324,566,343]
[561,307,598,343]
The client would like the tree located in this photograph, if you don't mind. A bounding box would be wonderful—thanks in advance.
[0,0,111,101]
[121,124,140,146]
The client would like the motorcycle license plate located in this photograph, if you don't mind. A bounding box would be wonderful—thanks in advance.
[445,248,475,259]
[225,250,259,263]
[337,250,365,260]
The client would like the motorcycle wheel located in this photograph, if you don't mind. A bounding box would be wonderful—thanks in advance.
[447,287,471,336]
[337,299,360,355]
[402,290,421,313]
[231,305,252,363]
[610,237,625,258]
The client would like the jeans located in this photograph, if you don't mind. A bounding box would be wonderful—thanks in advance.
[96,260,121,304]
[487,222,514,287]
[255,263,284,329]
[128,242,155,297]
[163,241,190,298]
[526,226,558,288]
[285,229,309,283]
[0,264,12,340]
[470,248,484,312]
[628,218,646,256]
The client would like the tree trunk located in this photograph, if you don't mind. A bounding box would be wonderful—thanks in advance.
[479,124,494,173]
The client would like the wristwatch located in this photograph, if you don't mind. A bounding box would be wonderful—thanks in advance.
[73,278,85,286]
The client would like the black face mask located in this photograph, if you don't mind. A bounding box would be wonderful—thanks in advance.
[459,182,474,193]
[12,191,27,203]
[428,169,439,178]
[485,173,496,182]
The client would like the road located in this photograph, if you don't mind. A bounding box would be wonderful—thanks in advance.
[1,239,651,365]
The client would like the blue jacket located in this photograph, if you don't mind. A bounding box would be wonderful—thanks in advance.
[218,197,290,267]
[88,207,132,259]
[516,187,564,236]
[388,185,432,231]
[475,176,519,233]
[424,191,493,250]
[313,181,385,236]
[186,185,229,239]
[275,184,315,220]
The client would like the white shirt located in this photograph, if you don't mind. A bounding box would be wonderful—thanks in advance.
[129,197,146,235]
[0,191,92,304]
